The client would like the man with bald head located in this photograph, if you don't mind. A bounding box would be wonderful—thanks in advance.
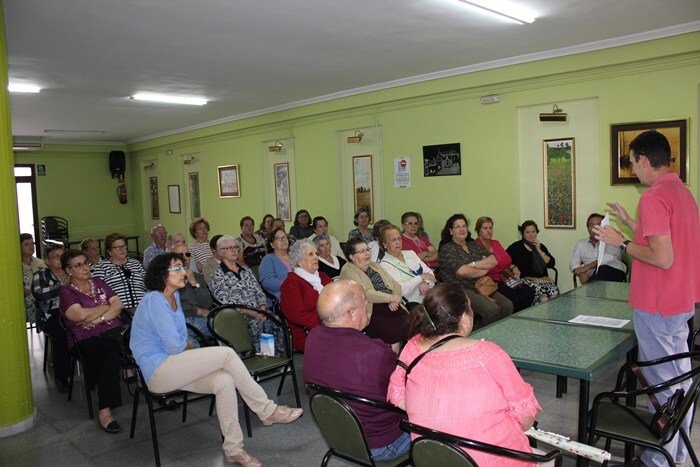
[303,280,410,461]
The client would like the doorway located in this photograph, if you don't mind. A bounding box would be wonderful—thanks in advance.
[15,164,40,255]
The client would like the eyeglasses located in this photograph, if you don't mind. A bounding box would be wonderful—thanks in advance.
[220,246,240,251]
[111,244,128,250]
[354,248,371,255]
[69,261,90,269]
[274,235,289,241]
[403,221,418,226]
[167,266,186,272]
[182,252,192,257]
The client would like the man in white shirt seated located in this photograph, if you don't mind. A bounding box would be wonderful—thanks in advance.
[143,224,167,269]
[570,213,627,285]
[308,216,346,259]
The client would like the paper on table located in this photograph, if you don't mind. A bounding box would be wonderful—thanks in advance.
[526,427,611,463]
[595,214,610,274]
[569,314,629,328]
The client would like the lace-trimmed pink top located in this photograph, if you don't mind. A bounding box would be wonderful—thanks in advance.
[388,336,541,466]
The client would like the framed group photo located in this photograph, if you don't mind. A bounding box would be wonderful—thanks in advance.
[611,119,687,185]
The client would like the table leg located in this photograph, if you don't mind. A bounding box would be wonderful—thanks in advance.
[556,376,568,398]
[577,379,590,467]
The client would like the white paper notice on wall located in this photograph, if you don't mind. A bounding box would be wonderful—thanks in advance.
[394,157,411,188]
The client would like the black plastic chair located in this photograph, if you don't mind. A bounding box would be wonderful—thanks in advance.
[402,420,562,467]
[306,383,410,467]
[60,315,94,419]
[40,216,69,247]
[122,327,215,467]
[208,304,300,437]
[587,351,700,467]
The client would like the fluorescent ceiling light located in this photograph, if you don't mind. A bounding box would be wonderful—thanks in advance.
[8,83,41,93]
[130,93,207,106]
[457,0,535,25]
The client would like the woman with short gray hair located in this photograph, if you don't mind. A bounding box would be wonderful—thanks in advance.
[280,239,332,352]
[313,234,346,279]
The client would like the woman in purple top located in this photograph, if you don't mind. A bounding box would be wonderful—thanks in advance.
[59,249,125,434]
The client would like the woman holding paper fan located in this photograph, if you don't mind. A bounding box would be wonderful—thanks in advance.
[475,216,535,312]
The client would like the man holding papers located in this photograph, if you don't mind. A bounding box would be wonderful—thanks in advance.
[594,130,700,466]
[570,213,627,285]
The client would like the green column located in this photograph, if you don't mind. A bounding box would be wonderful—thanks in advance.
[0,2,35,436]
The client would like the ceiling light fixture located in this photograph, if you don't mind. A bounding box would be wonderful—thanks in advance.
[8,83,41,93]
[347,130,364,144]
[130,93,207,106]
[457,0,535,25]
[268,141,284,152]
[539,104,567,122]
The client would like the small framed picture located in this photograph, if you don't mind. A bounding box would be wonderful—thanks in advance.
[543,138,576,229]
[273,162,292,221]
[218,165,240,198]
[168,185,181,214]
[610,119,687,185]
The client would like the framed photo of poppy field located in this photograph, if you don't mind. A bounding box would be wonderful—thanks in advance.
[543,138,576,229]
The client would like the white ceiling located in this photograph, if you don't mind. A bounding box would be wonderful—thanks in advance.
[5,0,700,145]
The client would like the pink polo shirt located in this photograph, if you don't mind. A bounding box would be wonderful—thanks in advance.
[629,172,700,316]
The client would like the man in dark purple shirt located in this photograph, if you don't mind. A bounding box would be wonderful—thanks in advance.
[303,280,409,461]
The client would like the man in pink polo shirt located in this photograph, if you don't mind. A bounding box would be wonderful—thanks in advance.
[595,130,700,466]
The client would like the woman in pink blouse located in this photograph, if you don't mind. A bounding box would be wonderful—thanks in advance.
[474,216,534,312]
[388,283,541,466]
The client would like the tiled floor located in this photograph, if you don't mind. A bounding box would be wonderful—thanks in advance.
[1,329,698,466]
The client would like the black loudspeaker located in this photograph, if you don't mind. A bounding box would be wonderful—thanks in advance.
[109,151,125,178]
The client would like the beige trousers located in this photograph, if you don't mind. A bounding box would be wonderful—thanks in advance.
[148,346,276,456]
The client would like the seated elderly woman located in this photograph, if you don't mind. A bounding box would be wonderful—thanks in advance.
[506,220,559,303]
[400,211,438,269]
[33,242,71,392]
[279,239,332,352]
[313,234,346,279]
[474,216,535,312]
[80,237,103,269]
[340,238,409,349]
[255,214,274,241]
[388,284,542,467]
[92,233,147,315]
[237,216,267,268]
[188,217,213,271]
[210,236,284,355]
[438,214,513,327]
[21,233,45,326]
[130,253,302,467]
[347,207,374,243]
[289,209,314,240]
[169,243,214,341]
[259,228,292,300]
[377,224,436,305]
[59,249,125,433]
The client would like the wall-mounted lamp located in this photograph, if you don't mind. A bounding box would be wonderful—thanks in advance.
[143,162,156,170]
[539,104,567,122]
[347,130,364,144]
[268,141,283,152]
[183,155,196,165]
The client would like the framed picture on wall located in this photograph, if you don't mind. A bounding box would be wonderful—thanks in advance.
[422,143,461,177]
[352,155,374,221]
[149,176,160,220]
[218,165,240,198]
[188,172,201,218]
[168,185,181,214]
[273,162,291,221]
[610,119,687,184]
[543,138,576,229]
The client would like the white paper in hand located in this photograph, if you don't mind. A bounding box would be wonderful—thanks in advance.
[596,214,610,274]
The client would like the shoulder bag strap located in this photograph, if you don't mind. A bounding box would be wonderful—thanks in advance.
[398,334,462,383]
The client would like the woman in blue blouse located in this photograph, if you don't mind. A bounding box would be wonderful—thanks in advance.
[130,253,302,466]
[259,227,292,300]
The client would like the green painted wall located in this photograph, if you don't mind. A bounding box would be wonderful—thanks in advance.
[14,32,699,293]
[15,144,135,244]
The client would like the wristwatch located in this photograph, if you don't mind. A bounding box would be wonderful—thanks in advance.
[619,240,631,253]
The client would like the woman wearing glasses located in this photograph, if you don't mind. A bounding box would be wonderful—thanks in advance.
[92,233,146,315]
[259,228,293,300]
[210,236,284,355]
[400,211,438,269]
[340,238,409,350]
[59,249,126,433]
[131,253,302,466]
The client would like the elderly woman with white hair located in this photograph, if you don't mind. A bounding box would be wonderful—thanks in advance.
[210,235,284,355]
[280,239,332,352]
